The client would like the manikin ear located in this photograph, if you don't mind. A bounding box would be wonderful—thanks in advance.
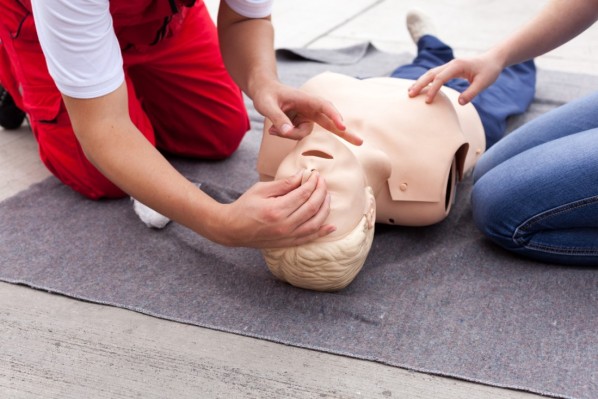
[364,186,376,229]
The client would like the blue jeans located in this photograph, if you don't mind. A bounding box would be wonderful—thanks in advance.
[390,35,536,148]
[472,91,598,266]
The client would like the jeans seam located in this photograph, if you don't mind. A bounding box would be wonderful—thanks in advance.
[513,195,598,255]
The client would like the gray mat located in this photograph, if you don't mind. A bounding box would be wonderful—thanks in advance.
[1,43,597,399]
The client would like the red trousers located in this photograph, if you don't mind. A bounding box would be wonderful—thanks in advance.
[0,1,249,199]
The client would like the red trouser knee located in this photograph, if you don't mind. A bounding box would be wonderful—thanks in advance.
[0,1,249,199]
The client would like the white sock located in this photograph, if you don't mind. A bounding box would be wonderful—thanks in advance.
[406,9,437,44]
[131,198,171,229]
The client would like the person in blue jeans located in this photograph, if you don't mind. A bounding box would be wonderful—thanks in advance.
[408,1,598,266]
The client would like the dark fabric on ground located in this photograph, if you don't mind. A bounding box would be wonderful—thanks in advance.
[0,43,596,399]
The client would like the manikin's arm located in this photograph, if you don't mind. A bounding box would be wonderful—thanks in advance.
[63,84,336,248]
[409,0,598,104]
[217,1,361,145]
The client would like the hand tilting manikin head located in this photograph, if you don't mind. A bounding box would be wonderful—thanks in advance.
[261,129,391,291]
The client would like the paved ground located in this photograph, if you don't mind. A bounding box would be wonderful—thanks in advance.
[2,1,597,397]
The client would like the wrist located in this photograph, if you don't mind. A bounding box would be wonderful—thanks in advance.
[169,186,225,245]
[207,205,229,246]
[246,69,279,100]
[486,46,511,70]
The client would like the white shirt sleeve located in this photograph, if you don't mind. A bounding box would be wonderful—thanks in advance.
[224,0,273,18]
[31,0,124,99]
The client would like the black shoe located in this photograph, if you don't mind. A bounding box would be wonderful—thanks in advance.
[0,84,26,130]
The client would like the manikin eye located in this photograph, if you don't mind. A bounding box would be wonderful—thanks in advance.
[301,150,333,159]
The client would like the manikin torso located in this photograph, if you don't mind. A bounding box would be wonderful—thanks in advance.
[257,71,486,229]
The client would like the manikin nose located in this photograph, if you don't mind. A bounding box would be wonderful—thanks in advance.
[299,150,333,185]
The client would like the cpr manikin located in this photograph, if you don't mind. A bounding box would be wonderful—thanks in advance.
[257,71,486,291]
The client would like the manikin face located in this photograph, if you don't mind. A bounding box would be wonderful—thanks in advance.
[264,128,377,291]
[275,129,373,242]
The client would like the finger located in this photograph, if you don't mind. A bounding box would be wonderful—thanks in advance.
[260,221,335,248]
[287,169,321,205]
[423,74,449,104]
[457,78,486,105]
[307,99,364,146]
[315,98,346,131]
[286,173,329,228]
[292,120,315,138]
[271,170,321,218]
[408,70,438,97]
[291,191,335,240]
[299,222,336,243]
[267,99,323,141]
[268,123,294,138]
[260,169,304,197]
[333,128,363,146]
[311,112,363,146]
[268,119,313,140]
[266,106,296,139]
[415,62,468,103]
[458,89,474,105]
[286,95,363,145]
[259,179,334,249]
[269,171,325,229]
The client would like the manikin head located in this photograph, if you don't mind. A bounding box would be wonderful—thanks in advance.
[261,129,380,291]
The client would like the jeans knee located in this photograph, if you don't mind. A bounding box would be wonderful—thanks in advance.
[471,178,518,249]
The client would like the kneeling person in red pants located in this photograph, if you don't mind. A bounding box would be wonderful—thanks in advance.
[0,0,360,248]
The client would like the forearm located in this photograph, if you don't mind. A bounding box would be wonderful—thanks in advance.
[62,86,226,243]
[490,0,598,68]
[217,2,278,100]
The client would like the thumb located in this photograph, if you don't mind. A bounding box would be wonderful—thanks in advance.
[262,170,304,197]
[458,80,486,105]
[459,72,497,104]
[267,109,295,138]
